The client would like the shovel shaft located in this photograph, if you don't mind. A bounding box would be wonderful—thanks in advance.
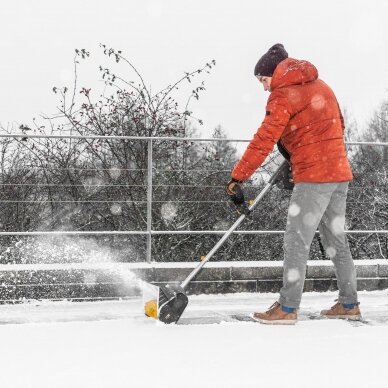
[180,207,248,290]
[180,160,288,290]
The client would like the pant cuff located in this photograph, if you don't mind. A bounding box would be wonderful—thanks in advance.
[337,296,358,305]
[278,296,300,310]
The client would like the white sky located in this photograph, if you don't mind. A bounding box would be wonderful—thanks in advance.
[1,0,388,140]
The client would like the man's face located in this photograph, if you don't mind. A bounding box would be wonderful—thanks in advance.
[256,75,272,92]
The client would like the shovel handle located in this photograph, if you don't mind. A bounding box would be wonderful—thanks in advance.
[180,159,288,290]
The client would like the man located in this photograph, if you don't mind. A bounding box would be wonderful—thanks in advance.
[227,43,361,324]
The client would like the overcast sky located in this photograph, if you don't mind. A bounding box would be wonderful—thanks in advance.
[1,0,387,140]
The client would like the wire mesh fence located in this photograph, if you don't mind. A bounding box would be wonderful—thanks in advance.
[0,133,387,264]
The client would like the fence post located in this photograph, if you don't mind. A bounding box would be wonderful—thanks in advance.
[146,138,153,263]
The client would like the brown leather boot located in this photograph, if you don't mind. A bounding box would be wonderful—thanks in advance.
[252,302,297,325]
[320,302,361,320]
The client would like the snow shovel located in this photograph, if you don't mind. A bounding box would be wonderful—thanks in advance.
[144,159,289,324]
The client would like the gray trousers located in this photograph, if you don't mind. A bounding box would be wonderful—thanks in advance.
[278,182,358,309]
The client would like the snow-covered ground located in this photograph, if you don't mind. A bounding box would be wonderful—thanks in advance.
[1,290,388,388]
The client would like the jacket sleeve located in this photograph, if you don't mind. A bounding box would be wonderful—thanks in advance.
[231,90,291,181]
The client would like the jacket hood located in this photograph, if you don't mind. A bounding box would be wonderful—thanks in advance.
[270,58,318,90]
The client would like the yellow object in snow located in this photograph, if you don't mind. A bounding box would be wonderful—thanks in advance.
[144,299,158,319]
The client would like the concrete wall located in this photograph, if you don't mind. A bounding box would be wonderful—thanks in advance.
[0,260,387,302]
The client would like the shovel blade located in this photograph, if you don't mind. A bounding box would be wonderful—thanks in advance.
[158,284,188,324]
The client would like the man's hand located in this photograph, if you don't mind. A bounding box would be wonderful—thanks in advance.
[226,178,251,215]
[226,179,245,205]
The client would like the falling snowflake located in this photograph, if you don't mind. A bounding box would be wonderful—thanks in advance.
[302,212,317,227]
[109,168,121,180]
[287,268,300,283]
[326,246,337,258]
[288,203,301,217]
[129,160,137,170]
[83,177,104,194]
[331,216,345,235]
[311,94,326,110]
[161,202,178,221]
[288,89,301,104]
[110,203,123,215]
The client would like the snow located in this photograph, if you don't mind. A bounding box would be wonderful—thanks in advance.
[286,268,301,282]
[1,290,388,388]
[109,168,121,180]
[325,246,337,258]
[331,216,346,235]
[1,258,385,272]
[110,203,123,215]
[302,211,317,226]
[311,94,326,110]
[288,202,301,217]
[160,201,178,221]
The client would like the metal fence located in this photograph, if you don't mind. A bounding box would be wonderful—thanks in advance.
[0,133,387,263]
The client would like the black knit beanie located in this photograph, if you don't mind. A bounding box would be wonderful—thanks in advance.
[254,44,288,77]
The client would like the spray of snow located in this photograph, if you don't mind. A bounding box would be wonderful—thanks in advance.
[0,235,156,302]
[83,272,97,286]
[0,234,144,265]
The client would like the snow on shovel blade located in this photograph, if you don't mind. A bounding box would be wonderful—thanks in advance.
[157,284,188,324]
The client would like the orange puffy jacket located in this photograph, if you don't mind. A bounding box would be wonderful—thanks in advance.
[232,58,353,183]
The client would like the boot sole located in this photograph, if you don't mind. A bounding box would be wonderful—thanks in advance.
[251,315,297,325]
[321,314,362,321]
